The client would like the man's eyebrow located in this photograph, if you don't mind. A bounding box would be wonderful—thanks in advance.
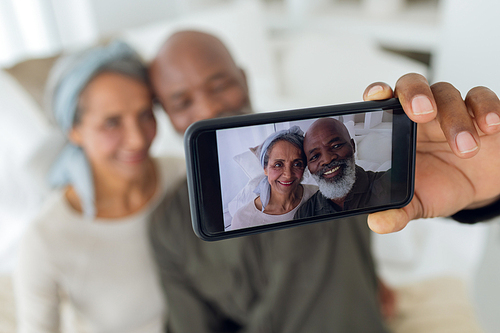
[307,147,319,156]
[307,136,342,155]
[327,136,342,145]
[206,72,229,82]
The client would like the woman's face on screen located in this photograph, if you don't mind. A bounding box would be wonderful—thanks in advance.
[69,72,156,181]
[264,140,305,198]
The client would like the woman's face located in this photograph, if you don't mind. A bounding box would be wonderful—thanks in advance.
[69,72,156,181]
[264,140,305,198]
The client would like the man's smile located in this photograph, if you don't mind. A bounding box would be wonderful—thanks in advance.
[322,165,341,179]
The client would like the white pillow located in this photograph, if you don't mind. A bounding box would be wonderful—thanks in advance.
[232,149,264,181]
[356,131,392,166]
[0,70,63,273]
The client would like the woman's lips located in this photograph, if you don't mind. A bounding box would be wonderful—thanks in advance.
[277,180,295,187]
[119,152,148,164]
[322,165,341,179]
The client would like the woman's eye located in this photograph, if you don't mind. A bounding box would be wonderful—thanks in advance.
[294,161,304,168]
[273,162,283,168]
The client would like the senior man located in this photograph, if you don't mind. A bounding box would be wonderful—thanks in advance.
[295,117,391,219]
[148,30,393,333]
[147,30,500,332]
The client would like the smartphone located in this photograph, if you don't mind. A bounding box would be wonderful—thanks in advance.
[185,98,416,241]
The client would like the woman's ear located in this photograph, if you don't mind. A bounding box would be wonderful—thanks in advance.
[68,126,83,146]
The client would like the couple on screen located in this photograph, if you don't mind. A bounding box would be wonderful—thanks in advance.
[231,118,391,230]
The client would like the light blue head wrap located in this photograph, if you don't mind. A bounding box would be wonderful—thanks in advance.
[45,41,148,218]
[253,126,305,211]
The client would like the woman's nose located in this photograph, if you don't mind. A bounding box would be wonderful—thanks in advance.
[283,165,292,177]
[125,122,148,149]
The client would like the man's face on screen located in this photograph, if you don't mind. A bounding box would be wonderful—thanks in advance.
[304,118,356,200]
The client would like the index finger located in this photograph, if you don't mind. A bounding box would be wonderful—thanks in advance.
[394,73,438,124]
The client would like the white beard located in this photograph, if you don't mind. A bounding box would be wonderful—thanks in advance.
[311,157,356,200]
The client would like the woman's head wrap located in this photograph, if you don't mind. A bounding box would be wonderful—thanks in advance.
[253,125,305,211]
[45,41,149,218]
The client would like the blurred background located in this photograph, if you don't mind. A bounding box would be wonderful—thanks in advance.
[1,0,500,331]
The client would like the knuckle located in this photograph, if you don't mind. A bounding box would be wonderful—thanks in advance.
[466,86,497,104]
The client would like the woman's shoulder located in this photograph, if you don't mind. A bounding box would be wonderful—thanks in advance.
[31,189,75,227]
[231,199,259,229]
[19,189,78,257]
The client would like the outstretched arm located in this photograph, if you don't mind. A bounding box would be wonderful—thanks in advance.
[363,73,500,233]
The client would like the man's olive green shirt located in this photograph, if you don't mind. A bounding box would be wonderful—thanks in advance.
[149,179,388,333]
[295,165,392,219]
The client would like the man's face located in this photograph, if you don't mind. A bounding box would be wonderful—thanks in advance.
[304,119,356,200]
[150,46,251,134]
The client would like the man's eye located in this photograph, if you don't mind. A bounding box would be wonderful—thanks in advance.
[210,79,232,93]
[140,109,155,121]
[211,82,229,93]
[104,118,120,128]
[332,143,344,149]
[309,154,318,162]
[172,99,191,111]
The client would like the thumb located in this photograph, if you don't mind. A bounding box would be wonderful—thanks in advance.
[367,209,410,234]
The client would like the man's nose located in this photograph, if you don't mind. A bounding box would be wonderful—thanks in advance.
[320,151,337,166]
[193,94,226,122]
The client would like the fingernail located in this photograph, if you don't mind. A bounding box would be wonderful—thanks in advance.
[456,131,478,154]
[486,112,500,126]
[411,95,434,115]
[367,85,384,97]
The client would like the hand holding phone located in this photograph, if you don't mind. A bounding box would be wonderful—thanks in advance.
[185,98,416,241]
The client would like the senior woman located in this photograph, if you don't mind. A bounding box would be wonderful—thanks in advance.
[231,126,317,230]
[14,42,185,332]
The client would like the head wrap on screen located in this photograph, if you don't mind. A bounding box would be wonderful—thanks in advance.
[254,125,305,212]
[45,41,148,218]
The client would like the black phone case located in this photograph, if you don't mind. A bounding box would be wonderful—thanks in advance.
[185,98,416,241]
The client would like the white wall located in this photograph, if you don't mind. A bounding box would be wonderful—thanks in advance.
[88,0,178,37]
[433,0,500,94]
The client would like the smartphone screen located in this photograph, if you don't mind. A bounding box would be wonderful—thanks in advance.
[185,99,416,241]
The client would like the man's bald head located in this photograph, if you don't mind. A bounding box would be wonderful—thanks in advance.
[150,30,251,134]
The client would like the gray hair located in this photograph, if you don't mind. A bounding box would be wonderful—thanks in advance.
[263,134,306,168]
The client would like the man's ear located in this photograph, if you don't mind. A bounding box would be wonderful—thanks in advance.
[350,138,356,154]
[68,126,83,146]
